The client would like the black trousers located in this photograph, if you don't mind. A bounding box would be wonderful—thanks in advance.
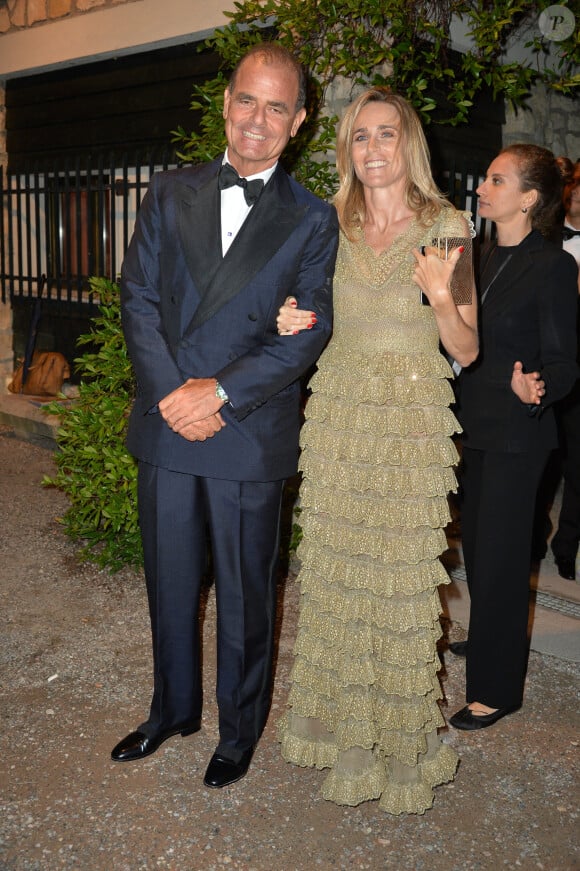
[137,462,284,759]
[551,383,580,564]
[460,445,550,709]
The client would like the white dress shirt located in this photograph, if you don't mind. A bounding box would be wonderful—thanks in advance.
[220,149,277,256]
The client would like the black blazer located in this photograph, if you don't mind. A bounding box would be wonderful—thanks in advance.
[457,230,579,454]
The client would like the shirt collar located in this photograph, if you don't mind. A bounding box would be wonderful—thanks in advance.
[223,149,277,185]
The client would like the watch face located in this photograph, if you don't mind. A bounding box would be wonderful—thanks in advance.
[216,383,228,402]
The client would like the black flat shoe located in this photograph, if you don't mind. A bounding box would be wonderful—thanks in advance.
[448,640,468,656]
[111,720,201,762]
[203,748,253,788]
[555,558,576,581]
[449,704,521,731]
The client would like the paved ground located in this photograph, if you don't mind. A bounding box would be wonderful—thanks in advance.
[0,426,579,871]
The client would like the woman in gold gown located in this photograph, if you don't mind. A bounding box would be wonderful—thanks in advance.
[277,88,479,814]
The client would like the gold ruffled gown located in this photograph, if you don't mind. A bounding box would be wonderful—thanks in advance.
[279,210,469,814]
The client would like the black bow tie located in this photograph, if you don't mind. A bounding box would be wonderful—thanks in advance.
[218,163,264,206]
[563,226,580,240]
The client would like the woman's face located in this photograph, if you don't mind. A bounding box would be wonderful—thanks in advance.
[350,101,407,191]
[476,153,533,225]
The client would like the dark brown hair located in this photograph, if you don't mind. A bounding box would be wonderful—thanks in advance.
[556,155,575,186]
[501,144,564,238]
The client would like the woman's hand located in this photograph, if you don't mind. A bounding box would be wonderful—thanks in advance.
[411,244,464,307]
[511,361,545,405]
[276,296,317,335]
[411,243,479,368]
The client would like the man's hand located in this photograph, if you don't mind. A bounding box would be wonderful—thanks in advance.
[177,414,225,442]
[511,361,545,405]
[159,378,226,438]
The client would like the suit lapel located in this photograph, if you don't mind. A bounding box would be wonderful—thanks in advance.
[176,168,222,295]
[185,165,309,334]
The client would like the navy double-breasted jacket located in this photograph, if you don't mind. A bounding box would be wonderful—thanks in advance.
[121,157,339,481]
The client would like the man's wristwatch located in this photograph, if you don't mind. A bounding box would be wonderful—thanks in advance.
[215,381,229,404]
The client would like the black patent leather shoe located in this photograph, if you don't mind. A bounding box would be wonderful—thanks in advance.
[448,640,468,656]
[555,558,576,581]
[449,704,520,731]
[111,720,201,762]
[203,748,253,788]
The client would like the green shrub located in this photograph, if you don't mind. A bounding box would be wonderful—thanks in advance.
[43,277,142,570]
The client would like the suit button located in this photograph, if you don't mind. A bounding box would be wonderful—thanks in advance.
[170,295,177,304]
[248,312,258,321]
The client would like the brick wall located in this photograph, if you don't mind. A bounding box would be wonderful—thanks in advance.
[0,0,139,33]
[504,82,580,160]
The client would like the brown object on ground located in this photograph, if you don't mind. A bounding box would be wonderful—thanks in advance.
[8,351,70,396]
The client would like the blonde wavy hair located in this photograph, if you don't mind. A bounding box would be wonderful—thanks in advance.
[334,87,449,240]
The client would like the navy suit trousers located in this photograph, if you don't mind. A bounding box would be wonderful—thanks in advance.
[137,461,284,757]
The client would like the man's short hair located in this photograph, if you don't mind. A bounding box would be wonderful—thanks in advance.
[228,43,306,112]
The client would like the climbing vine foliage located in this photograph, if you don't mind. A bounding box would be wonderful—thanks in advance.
[173,0,579,199]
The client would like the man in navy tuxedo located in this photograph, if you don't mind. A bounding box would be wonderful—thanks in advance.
[111,43,338,787]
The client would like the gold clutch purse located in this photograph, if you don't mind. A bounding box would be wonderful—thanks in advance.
[424,236,474,306]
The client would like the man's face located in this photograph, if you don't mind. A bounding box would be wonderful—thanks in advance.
[564,164,580,223]
[223,55,306,177]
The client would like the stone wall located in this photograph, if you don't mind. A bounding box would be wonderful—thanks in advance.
[504,83,580,161]
[0,0,139,33]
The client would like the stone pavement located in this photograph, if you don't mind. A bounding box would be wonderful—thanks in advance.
[0,418,578,871]
[442,514,580,666]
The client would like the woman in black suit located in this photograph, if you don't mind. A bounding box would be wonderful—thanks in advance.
[450,144,579,730]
